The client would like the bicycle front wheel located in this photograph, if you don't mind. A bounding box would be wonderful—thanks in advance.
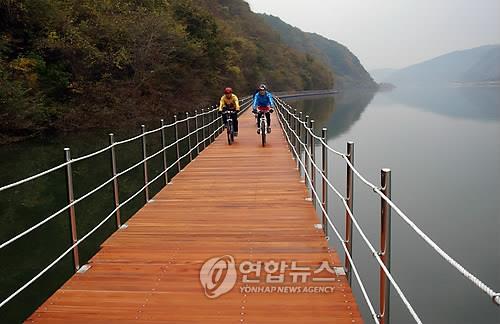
[227,121,233,145]
[260,119,266,147]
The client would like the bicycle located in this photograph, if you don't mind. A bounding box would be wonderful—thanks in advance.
[255,106,272,147]
[222,110,236,145]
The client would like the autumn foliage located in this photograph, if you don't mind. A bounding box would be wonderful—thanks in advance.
[0,0,333,139]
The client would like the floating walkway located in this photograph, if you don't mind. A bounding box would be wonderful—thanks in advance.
[27,111,362,323]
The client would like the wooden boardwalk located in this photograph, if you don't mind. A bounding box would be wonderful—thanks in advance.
[27,111,363,323]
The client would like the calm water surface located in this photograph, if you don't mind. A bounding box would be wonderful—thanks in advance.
[288,87,499,324]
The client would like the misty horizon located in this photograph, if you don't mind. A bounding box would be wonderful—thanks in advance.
[246,0,500,70]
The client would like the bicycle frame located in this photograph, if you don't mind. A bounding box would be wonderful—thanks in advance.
[256,106,270,147]
[223,110,236,145]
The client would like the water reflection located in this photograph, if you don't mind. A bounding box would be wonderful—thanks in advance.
[287,90,376,139]
[287,87,500,324]
[384,86,500,121]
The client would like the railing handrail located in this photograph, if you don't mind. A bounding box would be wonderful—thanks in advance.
[0,109,215,192]
[0,99,253,251]
[274,96,500,318]
[0,97,253,193]
[275,100,421,324]
[274,89,338,98]
[276,106,381,323]
[0,99,253,310]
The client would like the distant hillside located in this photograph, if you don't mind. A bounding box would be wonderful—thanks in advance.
[259,14,377,89]
[370,68,397,83]
[191,0,334,91]
[382,45,500,86]
[462,47,500,82]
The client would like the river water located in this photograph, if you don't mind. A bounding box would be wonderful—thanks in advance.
[1,88,499,323]
[286,87,499,324]
[0,114,204,322]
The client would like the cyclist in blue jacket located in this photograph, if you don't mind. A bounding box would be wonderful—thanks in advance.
[252,84,275,134]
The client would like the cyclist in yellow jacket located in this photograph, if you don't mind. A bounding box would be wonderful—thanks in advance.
[219,87,240,136]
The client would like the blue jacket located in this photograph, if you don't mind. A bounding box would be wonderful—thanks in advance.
[252,91,274,110]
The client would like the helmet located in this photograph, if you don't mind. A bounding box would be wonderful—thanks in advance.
[259,84,267,90]
[224,87,233,94]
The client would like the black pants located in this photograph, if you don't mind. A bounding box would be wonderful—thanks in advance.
[256,112,271,128]
[222,110,238,132]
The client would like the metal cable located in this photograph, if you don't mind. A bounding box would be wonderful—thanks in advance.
[277,99,500,306]
[0,175,113,250]
[0,118,224,309]
[0,108,226,250]
[0,162,70,193]
[71,145,114,164]
[275,99,345,157]
[276,110,380,324]
[0,107,222,192]
[115,106,220,145]
[277,105,424,323]
[372,182,500,306]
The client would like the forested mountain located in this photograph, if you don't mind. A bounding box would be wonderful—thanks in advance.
[259,14,377,89]
[381,45,500,86]
[0,0,333,141]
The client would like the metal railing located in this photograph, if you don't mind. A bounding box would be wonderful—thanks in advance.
[0,98,253,309]
[274,96,500,324]
[274,89,338,99]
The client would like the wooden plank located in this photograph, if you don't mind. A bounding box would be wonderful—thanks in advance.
[27,111,363,323]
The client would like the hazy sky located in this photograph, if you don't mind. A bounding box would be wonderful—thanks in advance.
[245,0,500,70]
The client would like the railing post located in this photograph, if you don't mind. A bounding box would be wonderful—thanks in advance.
[290,108,294,154]
[186,112,192,162]
[207,109,211,144]
[345,141,354,285]
[289,108,294,150]
[109,134,121,229]
[141,125,150,202]
[211,107,216,142]
[293,109,297,152]
[310,120,316,207]
[218,106,221,131]
[213,107,217,137]
[195,110,200,156]
[294,110,300,165]
[379,168,392,324]
[213,108,216,137]
[297,112,304,177]
[298,112,303,157]
[206,109,210,144]
[212,107,216,140]
[201,109,206,151]
[219,106,223,135]
[321,128,328,236]
[281,104,287,141]
[64,148,80,272]
[160,120,169,185]
[285,105,290,137]
[286,105,292,152]
[215,106,219,137]
[304,115,310,184]
[174,115,181,173]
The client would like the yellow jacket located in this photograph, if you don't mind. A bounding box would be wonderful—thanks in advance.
[219,94,240,111]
